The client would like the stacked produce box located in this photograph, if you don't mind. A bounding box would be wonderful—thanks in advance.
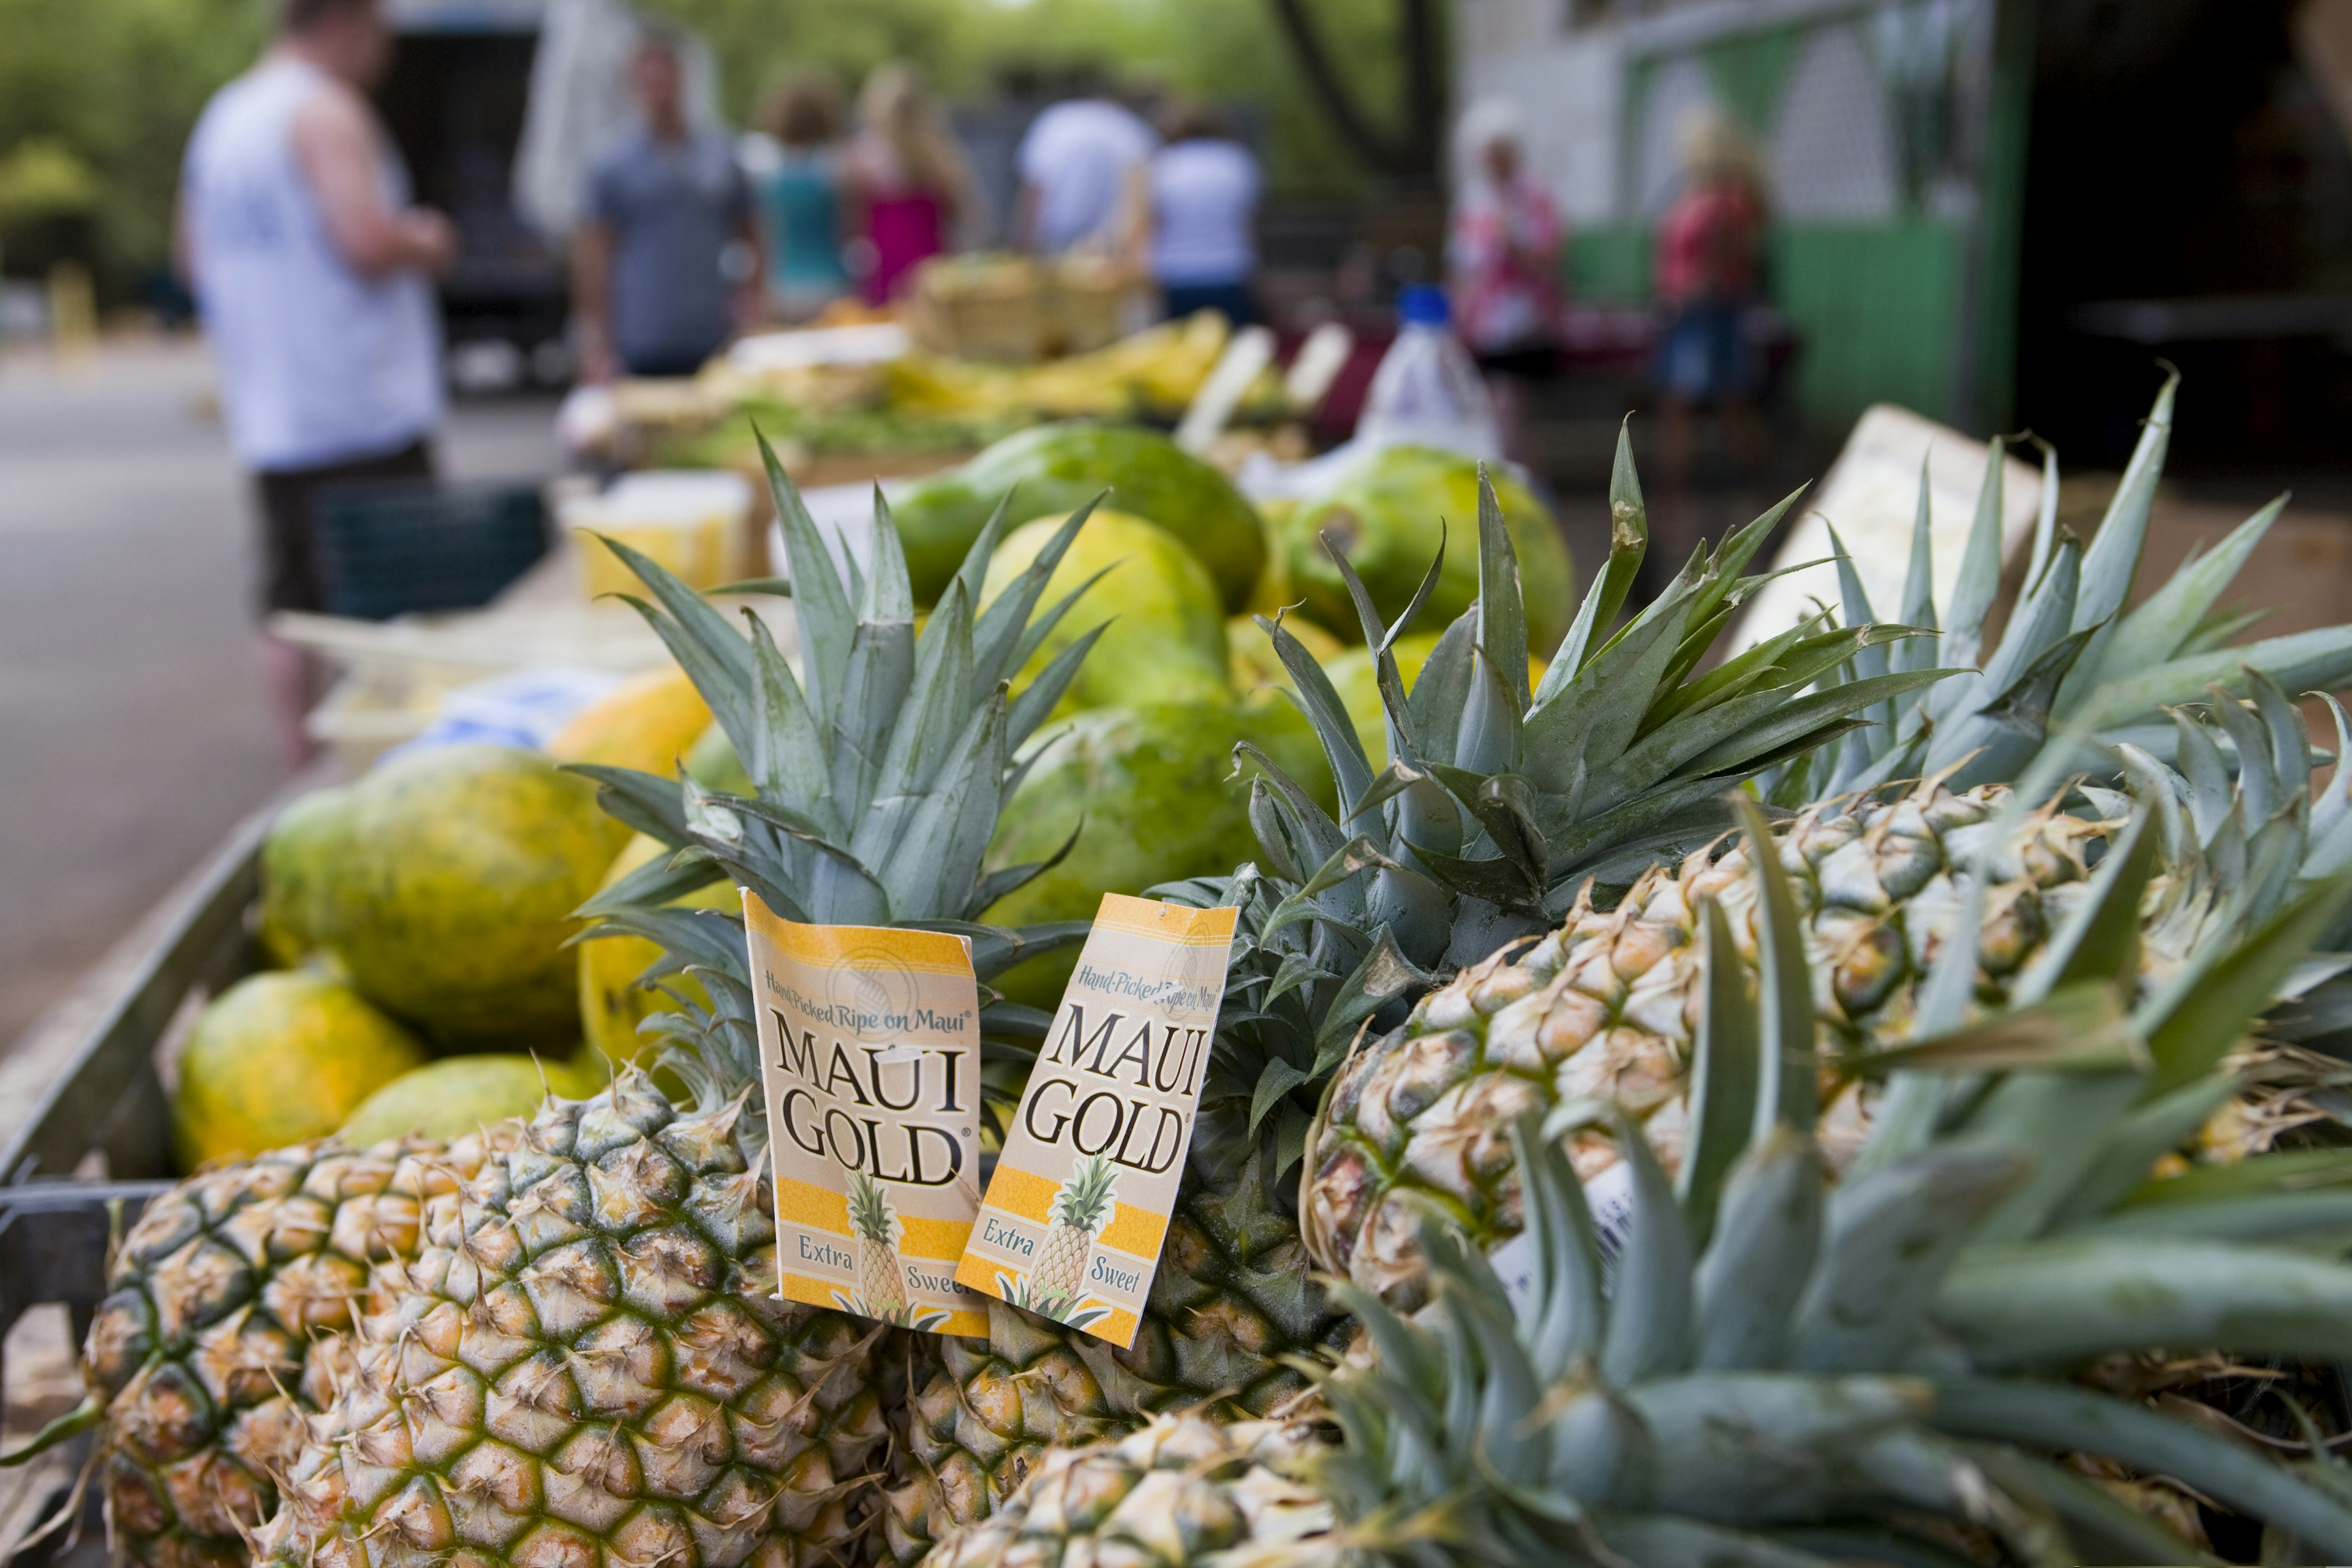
[20,375,2352,1567]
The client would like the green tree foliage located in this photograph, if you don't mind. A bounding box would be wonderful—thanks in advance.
[0,0,263,281]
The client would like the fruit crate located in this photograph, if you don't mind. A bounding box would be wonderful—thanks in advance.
[0,802,277,1562]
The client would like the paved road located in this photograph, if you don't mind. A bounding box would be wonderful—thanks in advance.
[0,338,559,1049]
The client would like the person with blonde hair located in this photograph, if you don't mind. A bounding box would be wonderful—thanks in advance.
[842,62,971,304]
[1653,107,1768,475]
[745,71,849,319]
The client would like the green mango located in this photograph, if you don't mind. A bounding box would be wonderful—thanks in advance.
[1279,446,1576,655]
[173,969,428,1170]
[980,510,1233,716]
[304,744,629,1047]
[339,1052,604,1147]
[982,698,1332,1010]
[257,785,349,967]
[891,421,1267,611]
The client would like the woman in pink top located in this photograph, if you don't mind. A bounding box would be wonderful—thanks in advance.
[1446,100,1563,461]
[1447,100,1565,374]
[842,63,971,304]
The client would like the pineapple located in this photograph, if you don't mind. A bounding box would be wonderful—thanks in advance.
[247,460,1107,1568]
[933,927,2352,1568]
[934,813,2352,1568]
[848,1172,907,1323]
[877,929,1374,1566]
[1303,777,2113,1303]
[1029,1156,1114,1306]
[6,1136,503,1568]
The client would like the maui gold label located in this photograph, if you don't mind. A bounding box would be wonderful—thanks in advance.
[954,892,1236,1346]
[745,894,990,1335]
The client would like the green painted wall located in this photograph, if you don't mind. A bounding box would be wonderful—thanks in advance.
[1566,221,1966,432]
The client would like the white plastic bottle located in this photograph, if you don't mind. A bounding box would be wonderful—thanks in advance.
[1354,284,1502,461]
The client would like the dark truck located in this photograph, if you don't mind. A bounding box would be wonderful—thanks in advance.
[377,0,568,388]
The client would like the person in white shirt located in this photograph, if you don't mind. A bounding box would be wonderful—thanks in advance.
[1128,100,1261,323]
[179,0,454,764]
[1013,93,1156,254]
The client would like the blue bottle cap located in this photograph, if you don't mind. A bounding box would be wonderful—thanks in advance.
[1396,284,1450,326]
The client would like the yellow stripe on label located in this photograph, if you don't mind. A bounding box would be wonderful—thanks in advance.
[1089,893,1240,945]
[975,1163,1058,1224]
[777,1177,851,1235]
[1095,1201,1166,1259]
[742,900,977,974]
[895,1215,971,1261]
[1097,1306,1140,1346]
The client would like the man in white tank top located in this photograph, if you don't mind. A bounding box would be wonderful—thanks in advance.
[179,0,453,763]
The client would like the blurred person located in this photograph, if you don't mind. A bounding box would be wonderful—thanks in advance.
[1126,99,1260,322]
[744,72,850,320]
[573,32,761,381]
[842,63,971,305]
[1013,86,1156,255]
[1446,98,1563,463]
[1653,108,1768,479]
[178,0,454,766]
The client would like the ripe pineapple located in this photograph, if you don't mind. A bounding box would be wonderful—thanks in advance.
[23,1136,503,1568]
[1029,1156,1114,1306]
[247,461,1107,1568]
[848,1172,907,1322]
[878,896,1389,1566]
[1304,777,2111,1302]
[932,929,2352,1568]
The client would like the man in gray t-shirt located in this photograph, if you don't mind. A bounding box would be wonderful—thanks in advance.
[574,34,759,379]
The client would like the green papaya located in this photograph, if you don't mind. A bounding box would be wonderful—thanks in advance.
[979,510,1233,716]
[982,698,1330,1010]
[892,422,1267,610]
[1278,445,1575,655]
[304,744,628,1047]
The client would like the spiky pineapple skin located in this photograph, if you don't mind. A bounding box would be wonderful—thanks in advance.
[85,1136,497,1568]
[1305,782,2122,1306]
[883,1126,1346,1565]
[250,1070,886,1568]
[918,1414,1329,1568]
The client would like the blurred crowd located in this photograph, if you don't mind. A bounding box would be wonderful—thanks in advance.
[176,0,1777,756]
[570,32,1268,381]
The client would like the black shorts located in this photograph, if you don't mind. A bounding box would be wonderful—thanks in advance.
[252,440,435,616]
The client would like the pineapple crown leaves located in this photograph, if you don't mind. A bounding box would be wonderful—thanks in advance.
[570,440,1113,968]
[846,1169,897,1244]
[1241,431,1950,974]
[1300,804,2352,1564]
[1787,372,2352,807]
[1048,1153,1117,1231]
[1155,864,1429,1177]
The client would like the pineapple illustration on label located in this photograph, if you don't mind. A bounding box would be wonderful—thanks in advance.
[848,1170,910,1320]
[1024,1155,1117,1322]
[745,894,990,1335]
[957,893,1236,1346]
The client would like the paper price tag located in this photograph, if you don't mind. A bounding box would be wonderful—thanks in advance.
[745,894,991,1335]
[954,894,1237,1347]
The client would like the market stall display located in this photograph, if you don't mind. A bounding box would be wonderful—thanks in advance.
[15,380,2352,1567]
